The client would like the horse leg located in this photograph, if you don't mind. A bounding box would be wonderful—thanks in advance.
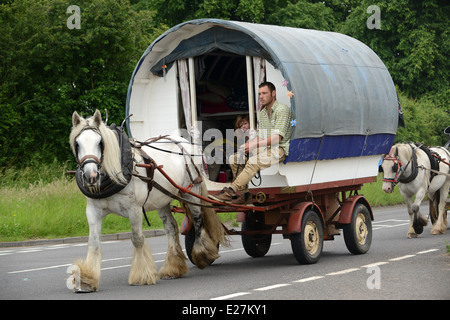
[71,204,102,292]
[157,204,188,279]
[430,185,449,235]
[401,192,417,238]
[411,188,428,235]
[128,208,159,285]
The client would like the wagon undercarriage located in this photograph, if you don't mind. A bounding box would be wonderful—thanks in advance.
[179,179,374,265]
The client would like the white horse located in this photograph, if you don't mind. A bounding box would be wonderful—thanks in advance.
[67,110,227,292]
[381,143,449,238]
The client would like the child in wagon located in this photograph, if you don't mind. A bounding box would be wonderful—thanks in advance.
[234,114,256,145]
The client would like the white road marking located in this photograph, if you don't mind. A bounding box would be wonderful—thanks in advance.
[210,248,439,300]
[361,262,389,268]
[416,248,439,254]
[100,264,131,271]
[293,276,324,283]
[372,219,409,231]
[8,263,72,274]
[254,283,291,291]
[211,292,251,300]
[17,249,42,253]
[389,254,416,261]
[326,268,360,276]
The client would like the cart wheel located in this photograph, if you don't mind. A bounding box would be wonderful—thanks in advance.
[291,210,323,264]
[241,212,272,257]
[184,227,218,266]
[343,203,372,255]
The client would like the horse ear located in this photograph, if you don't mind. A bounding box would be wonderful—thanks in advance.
[72,111,82,127]
[93,109,102,127]
[393,146,398,157]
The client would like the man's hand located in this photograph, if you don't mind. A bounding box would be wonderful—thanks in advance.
[239,135,281,154]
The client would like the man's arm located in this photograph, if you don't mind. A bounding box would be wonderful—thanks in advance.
[241,134,282,154]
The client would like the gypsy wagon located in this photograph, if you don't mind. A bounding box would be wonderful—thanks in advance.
[126,19,399,264]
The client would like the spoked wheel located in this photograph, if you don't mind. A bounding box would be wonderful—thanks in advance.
[291,210,323,264]
[343,203,372,255]
[241,212,272,258]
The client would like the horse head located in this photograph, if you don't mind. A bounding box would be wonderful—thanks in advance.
[381,144,417,193]
[70,110,127,189]
[381,145,401,193]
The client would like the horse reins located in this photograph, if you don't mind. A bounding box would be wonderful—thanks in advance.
[132,136,211,226]
[131,139,255,223]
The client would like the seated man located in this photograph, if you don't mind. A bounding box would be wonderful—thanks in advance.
[209,81,293,204]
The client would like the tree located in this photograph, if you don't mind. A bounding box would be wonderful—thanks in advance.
[1,0,448,170]
[266,0,337,30]
[0,0,160,168]
[340,0,449,101]
[143,0,265,26]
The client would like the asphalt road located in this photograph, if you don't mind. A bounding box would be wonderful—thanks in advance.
[1,204,449,302]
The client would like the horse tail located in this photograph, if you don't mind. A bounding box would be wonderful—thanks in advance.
[185,179,230,269]
[200,181,230,248]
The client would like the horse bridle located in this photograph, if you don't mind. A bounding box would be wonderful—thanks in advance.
[382,144,417,186]
[382,154,403,185]
[75,126,104,172]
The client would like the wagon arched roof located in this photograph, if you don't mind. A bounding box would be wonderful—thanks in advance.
[127,19,398,161]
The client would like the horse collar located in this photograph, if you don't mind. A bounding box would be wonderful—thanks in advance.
[398,145,418,184]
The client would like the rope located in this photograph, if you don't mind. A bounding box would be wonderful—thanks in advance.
[417,165,450,178]
[305,136,325,205]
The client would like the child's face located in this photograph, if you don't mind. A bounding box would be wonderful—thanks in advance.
[240,120,250,132]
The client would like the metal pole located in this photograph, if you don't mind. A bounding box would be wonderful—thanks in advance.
[246,56,255,130]
[188,57,198,130]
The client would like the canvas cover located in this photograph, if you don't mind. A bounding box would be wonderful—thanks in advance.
[126,19,398,162]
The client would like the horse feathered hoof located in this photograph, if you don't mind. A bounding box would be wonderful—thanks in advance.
[66,262,99,293]
[431,225,446,235]
[412,208,427,235]
[75,287,95,293]
[66,265,81,292]
[66,264,96,293]
[407,232,418,238]
[412,224,423,235]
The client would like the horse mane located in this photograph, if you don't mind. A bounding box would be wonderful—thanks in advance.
[69,116,86,155]
[70,113,127,186]
[98,122,128,185]
[391,143,413,160]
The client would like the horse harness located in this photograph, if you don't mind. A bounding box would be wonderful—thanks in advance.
[74,123,133,199]
[383,143,446,186]
[130,136,222,225]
